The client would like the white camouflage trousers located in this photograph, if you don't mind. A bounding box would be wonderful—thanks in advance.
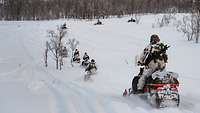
[137,68,155,90]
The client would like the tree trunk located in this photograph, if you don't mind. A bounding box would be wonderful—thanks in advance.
[56,49,58,69]
[45,49,48,67]
[196,29,199,43]
[196,35,199,43]
[196,15,200,43]
[59,57,62,70]
[71,52,74,67]
[56,57,58,69]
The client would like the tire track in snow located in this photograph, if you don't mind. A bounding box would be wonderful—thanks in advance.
[28,66,100,113]
[51,80,105,113]
[43,75,120,113]
[66,82,120,113]
[48,84,70,113]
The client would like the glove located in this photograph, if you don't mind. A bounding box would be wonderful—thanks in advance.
[137,61,144,66]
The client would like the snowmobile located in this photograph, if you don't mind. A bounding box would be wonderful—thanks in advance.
[94,19,103,25]
[72,54,80,63]
[81,59,90,67]
[128,18,136,22]
[84,63,97,80]
[61,47,68,57]
[124,68,180,108]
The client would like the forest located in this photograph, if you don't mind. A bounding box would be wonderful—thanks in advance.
[0,0,194,20]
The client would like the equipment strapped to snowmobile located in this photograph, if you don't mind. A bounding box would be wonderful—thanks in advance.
[124,69,180,108]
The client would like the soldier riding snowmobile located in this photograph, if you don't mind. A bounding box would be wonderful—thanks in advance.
[124,34,180,108]
[84,59,98,80]
[81,52,90,67]
[73,49,81,63]
[85,59,97,74]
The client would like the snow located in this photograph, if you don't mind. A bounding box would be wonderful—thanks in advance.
[0,81,50,113]
[0,14,200,113]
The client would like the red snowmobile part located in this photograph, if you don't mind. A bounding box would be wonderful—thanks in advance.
[146,83,178,87]
[143,83,179,92]
[123,89,128,96]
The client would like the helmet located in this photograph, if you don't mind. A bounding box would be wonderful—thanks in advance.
[84,52,87,55]
[150,34,160,44]
[91,59,95,62]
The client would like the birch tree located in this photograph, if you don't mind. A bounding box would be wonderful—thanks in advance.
[45,24,68,70]
[66,38,79,67]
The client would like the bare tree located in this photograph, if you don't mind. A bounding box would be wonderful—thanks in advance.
[177,0,200,43]
[176,15,196,41]
[45,24,68,70]
[66,38,79,67]
[134,13,141,24]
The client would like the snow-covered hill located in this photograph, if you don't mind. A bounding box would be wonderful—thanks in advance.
[0,14,200,113]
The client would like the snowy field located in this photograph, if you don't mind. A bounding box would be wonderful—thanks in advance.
[0,14,200,113]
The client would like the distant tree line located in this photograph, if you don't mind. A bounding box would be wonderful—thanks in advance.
[0,0,193,20]
[191,0,200,43]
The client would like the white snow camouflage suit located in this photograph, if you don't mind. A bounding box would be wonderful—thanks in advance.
[137,42,168,90]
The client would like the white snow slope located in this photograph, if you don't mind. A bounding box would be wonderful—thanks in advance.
[0,14,200,113]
